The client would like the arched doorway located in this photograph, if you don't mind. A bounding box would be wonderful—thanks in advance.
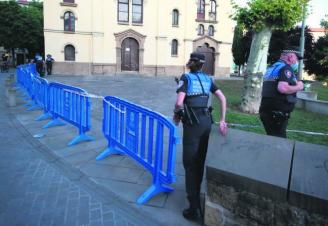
[196,43,215,75]
[121,37,139,71]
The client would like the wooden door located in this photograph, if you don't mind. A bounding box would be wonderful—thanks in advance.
[196,44,215,75]
[121,38,139,71]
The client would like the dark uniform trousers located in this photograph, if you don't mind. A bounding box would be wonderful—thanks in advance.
[182,108,212,209]
[260,111,289,138]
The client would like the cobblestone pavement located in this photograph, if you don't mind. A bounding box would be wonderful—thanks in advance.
[0,74,158,226]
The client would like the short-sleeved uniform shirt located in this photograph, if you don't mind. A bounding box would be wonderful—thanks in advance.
[260,64,298,112]
[176,73,219,94]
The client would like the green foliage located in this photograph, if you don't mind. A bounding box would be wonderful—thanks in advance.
[0,0,44,58]
[232,25,252,70]
[306,35,328,81]
[268,26,314,65]
[320,14,328,30]
[232,0,307,32]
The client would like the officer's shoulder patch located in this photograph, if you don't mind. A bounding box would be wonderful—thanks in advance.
[177,80,184,89]
[284,69,292,78]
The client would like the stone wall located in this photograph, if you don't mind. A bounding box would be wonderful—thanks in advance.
[204,128,328,226]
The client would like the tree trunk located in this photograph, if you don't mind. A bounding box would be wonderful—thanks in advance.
[238,65,241,76]
[240,27,272,114]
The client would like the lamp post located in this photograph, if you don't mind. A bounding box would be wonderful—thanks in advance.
[298,2,307,80]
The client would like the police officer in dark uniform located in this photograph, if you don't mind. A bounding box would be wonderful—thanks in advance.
[173,52,227,221]
[259,47,304,138]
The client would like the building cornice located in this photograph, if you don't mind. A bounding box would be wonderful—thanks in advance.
[44,29,104,36]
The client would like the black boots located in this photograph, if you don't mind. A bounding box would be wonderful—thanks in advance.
[182,207,203,220]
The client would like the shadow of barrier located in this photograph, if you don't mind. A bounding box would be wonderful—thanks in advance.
[43,82,94,146]
[96,96,180,204]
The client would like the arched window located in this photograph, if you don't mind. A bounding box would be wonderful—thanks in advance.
[118,0,129,22]
[208,25,214,36]
[64,45,75,61]
[197,0,205,19]
[64,11,75,32]
[132,0,143,23]
[198,24,204,35]
[210,0,216,13]
[172,9,179,26]
[171,39,178,55]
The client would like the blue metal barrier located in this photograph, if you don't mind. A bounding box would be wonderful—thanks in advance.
[43,82,94,146]
[33,76,52,120]
[96,96,180,204]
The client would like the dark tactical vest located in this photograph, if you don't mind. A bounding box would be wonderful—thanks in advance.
[185,72,211,108]
[262,60,297,105]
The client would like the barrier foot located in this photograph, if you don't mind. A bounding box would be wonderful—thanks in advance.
[43,118,66,129]
[35,113,52,121]
[96,147,125,160]
[27,104,42,111]
[68,133,94,146]
[137,183,174,204]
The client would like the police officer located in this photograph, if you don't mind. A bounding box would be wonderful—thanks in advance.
[173,52,227,221]
[259,47,304,138]
[46,54,54,75]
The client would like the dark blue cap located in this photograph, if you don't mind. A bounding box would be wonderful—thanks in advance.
[189,52,205,63]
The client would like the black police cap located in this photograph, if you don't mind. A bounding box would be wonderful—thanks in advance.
[282,46,303,59]
[189,52,205,63]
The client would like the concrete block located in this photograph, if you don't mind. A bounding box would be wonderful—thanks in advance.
[289,141,328,216]
[206,128,294,202]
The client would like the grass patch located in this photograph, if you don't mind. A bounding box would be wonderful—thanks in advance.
[212,79,328,146]
[311,81,328,101]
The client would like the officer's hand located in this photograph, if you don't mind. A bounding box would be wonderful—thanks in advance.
[297,81,304,91]
[219,121,227,136]
[173,114,180,126]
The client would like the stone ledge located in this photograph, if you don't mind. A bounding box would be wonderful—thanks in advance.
[206,128,294,202]
[205,128,328,225]
[289,141,328,216]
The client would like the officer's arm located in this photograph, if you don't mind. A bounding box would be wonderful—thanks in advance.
[214,90,228,136]
[214,90,226,122]
[277,68,304,94]
[277,81,303,94]
[175,92,186,109]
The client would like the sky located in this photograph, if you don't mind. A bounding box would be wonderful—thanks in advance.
[233,0,328,28]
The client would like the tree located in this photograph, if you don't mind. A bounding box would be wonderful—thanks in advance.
[233,0,307,113]
[320,15,328,30]
[232,25,252,76]
[306,16,328,82]
[0,0,44,62]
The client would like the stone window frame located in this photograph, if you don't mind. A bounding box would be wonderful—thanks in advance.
[172,9,179,26]
[171,39,178,56]
[208,25,215,36]
[114,29,146,73]
[60,9,78,32]
[63,44,77,61]
[132,0,143,24]
[118,0,129,23]
[198,24,205,36]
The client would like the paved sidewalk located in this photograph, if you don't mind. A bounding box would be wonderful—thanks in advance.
[3,72,204,226]
[0,74,160,226]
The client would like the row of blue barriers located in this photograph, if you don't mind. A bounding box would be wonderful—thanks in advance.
[16,64,180,204]
[17,64,94,146]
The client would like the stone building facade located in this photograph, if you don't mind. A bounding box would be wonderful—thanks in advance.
[44,0,234,76]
